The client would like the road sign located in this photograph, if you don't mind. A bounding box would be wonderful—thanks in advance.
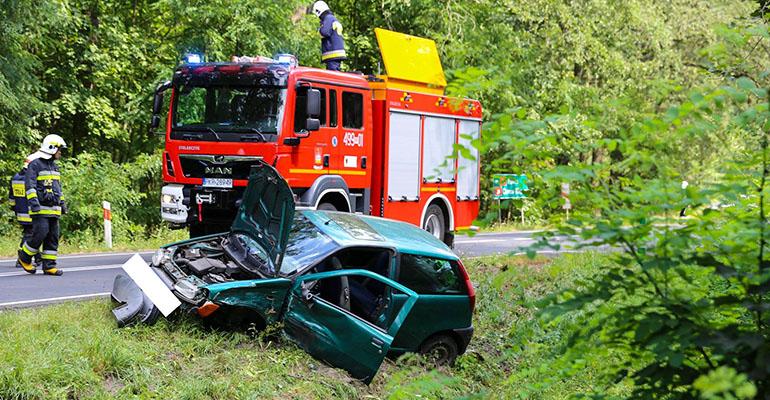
[492,174,528,200]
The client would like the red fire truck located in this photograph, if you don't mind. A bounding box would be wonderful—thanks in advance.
[152,29,482,245]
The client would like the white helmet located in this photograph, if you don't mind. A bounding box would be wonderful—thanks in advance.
[312,1,330,17]
[40,134,67,156]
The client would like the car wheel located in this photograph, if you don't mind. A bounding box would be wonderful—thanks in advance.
[317,202,337,211]
[422,204,446,242]
[419,334,459,366]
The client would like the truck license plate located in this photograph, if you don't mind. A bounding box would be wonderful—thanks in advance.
[202,178,232,188]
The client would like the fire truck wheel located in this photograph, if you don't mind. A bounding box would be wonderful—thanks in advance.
[317,202,337,211]
[422,204,446,242]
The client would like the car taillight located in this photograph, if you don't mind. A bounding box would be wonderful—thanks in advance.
[457,260,475,314]
[165,152,175,177]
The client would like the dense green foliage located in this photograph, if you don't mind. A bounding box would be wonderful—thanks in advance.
[524,14,770,400]
[0,253,611,399]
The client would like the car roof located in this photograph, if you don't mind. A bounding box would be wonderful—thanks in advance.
[301,210,458,260]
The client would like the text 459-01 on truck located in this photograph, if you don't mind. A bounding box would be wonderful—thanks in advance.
[153,29,482,245]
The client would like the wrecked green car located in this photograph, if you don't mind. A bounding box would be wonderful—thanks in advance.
[111,163,475,383]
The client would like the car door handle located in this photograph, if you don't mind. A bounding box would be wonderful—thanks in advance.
[371,337,384,349]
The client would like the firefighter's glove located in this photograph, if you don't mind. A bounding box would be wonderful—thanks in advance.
[332,21,343,36]
[60,200,68,215]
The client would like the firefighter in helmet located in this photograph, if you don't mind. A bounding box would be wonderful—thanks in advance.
[17,134,67,276]
[312,1,346,71]
[8,157,42,267]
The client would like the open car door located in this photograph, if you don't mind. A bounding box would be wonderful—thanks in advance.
[282,269,419,384]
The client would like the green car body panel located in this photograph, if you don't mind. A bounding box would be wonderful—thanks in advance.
[282,269,418,384]
[206,278,292,325]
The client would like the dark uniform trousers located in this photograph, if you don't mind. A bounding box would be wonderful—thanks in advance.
[20,217,59,268]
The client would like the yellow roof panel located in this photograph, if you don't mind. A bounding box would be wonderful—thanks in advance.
[374,28,447,88]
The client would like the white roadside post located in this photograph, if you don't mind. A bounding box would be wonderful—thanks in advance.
[561,183,571,219]
[103,201,113,248]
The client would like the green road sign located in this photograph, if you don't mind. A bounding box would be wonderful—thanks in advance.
[492,174,529,199]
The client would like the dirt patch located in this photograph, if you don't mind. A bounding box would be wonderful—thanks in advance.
[104,375,125,395]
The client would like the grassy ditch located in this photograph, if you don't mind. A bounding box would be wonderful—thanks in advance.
[0,253,625,399]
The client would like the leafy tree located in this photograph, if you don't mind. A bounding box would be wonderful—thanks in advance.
[530,19,770,397]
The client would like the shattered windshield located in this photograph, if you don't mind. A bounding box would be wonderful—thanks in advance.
[173,85,285,142]
[280,213,338,276]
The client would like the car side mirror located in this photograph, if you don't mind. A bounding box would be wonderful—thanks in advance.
[306,88,321,118]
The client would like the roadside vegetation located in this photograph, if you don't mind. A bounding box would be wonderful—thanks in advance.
[0,253,615,399]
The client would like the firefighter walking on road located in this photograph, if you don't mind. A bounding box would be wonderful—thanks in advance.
[16,134,68,276]
[9,157,42,268]
[312,1,346,71]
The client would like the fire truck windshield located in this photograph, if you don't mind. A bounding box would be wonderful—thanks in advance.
[172,85,285,142]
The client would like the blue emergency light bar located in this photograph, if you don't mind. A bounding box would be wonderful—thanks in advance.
[184,53,202,64]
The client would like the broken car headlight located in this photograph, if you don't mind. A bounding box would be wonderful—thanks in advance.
[173,279,201,303]
[152,248,169,267]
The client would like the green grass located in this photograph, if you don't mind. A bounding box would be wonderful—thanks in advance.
[0,226,187,258]
[0,253,625,399]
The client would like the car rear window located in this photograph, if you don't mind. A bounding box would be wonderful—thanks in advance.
[397,254,464,294]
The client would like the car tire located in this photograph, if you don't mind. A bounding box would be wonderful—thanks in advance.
[317,202,337,211]
[419,334,459,366]
[422,204,446,242]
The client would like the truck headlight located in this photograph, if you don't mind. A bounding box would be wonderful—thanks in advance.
[162,194,176,204]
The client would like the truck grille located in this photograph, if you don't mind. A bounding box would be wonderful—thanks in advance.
[179,155,263,180]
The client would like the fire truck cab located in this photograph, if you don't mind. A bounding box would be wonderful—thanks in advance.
[156,29,481,245]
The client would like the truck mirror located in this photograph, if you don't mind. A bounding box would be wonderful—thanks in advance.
[150,115,161,130]
[305,118,320,132]
[306,89,321,118]
[152,92,164,115]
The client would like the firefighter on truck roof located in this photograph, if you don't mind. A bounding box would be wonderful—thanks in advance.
[312,1,346,71]
[17,134,68,276]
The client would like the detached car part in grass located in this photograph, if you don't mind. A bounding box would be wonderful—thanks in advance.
[111,162,475,384]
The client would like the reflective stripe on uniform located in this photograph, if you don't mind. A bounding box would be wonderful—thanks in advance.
[16,213,31,222]
[321,50,346,60]
[9,199,15,206]
[26,188,37,199]
[37,175,61,181]
[22,242,38,255]
[41,250,57,260]
[30,209,61,216]
[37,170,60,176]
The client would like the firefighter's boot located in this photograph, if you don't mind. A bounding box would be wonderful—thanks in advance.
[43,268,62,276]
[42,263,62,276]
[17,259,35,274]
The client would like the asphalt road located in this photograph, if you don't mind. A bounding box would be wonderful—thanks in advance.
[0,231,573,309]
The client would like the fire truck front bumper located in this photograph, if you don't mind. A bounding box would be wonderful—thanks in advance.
[161,184,188,225]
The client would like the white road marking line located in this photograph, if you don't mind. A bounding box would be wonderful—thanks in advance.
[0,251,153,264]
[0,264,123,277]
[455,239,506,244]
[0,292,110,307]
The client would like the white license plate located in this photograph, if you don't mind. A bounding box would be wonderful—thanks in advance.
[202,178,233,188]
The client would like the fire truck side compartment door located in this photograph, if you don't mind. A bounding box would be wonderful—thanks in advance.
[386,112,420,201]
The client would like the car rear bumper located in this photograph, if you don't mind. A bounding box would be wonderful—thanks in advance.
[453,325,474,354]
